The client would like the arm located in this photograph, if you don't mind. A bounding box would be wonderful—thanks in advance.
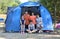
[24,20,26,25]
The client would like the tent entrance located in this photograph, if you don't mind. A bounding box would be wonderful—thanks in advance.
[21,6,40,16]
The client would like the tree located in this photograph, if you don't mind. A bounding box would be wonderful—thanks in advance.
[0,0,20,14]
[40,0,60,21]
[28,0,39,2]
[39,0,60,28]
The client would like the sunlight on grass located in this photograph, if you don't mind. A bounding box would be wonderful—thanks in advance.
[27,38,35,39]
[0,37,6,39]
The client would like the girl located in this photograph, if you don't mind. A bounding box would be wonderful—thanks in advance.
[20,15,25,33]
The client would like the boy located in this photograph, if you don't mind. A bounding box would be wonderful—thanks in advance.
[27,20,36,33]
[36,15,43,33]
[29,13,36,28]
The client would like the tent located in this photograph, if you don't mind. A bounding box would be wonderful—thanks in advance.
[5,2,54,32]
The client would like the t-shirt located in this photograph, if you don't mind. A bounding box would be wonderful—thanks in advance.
[36,17,42,24]
[28,24,35,30]
[24,14,30,25]
[29,16,36,24]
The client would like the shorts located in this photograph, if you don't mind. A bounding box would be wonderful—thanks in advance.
[29,26,35,31]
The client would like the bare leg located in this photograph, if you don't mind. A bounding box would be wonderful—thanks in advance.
[32,29,37,33]
[21,25,25,33]
[27,30,32,33]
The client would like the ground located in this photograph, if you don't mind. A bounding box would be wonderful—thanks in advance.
[0,28,60,39]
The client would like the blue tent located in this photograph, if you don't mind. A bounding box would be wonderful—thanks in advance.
[5,2,54,32]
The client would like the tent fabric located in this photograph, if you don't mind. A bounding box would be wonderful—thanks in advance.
[5,6,21,32]
[5,2,54,32]
[20,2,40,7]
[39,5,53,30]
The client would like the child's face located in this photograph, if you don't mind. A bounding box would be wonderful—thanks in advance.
[32,13,34,15]
[25,12,28,14]
[37,15,39,18]
[30,22,33,24]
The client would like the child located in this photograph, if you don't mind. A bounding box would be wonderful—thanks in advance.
[20,16,25,33]
[27,20,36,33]
[36,15,43,33]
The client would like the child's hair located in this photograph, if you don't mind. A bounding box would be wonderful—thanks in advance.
[29,20,32,22]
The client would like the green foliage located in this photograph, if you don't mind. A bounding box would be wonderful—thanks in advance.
[0,0,20,14]
[29,0,39,2]
[40,0,60,20]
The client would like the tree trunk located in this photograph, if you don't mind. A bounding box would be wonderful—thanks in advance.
[54,5,56,28]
